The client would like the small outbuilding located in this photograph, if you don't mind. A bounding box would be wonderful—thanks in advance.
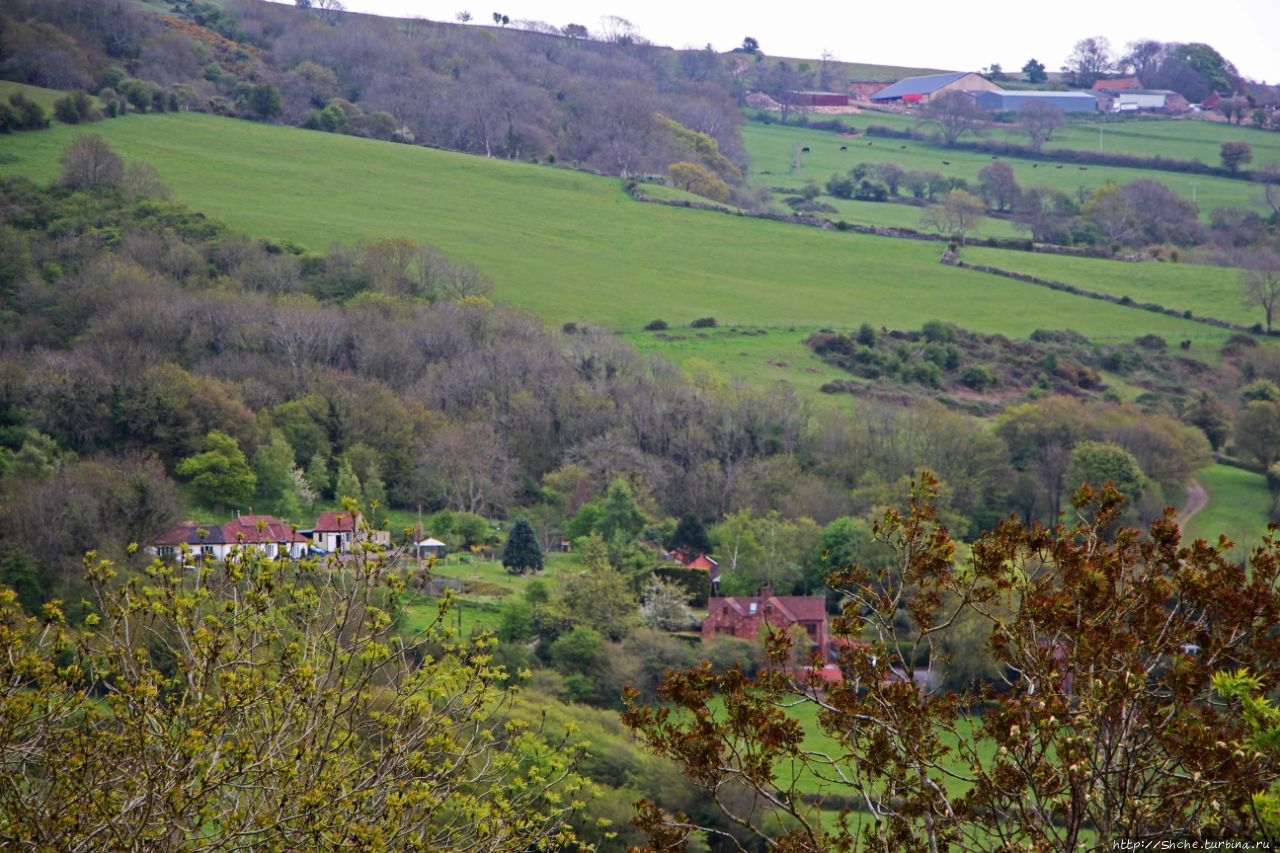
[778,90,851,107]
[415,537,448,559]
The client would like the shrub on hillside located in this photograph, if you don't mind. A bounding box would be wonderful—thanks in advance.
[691,317,716,329]
[54,91,101,125]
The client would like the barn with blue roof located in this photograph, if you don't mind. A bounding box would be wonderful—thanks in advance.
[869,71,1001,104]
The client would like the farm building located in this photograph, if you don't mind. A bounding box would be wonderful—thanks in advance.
[1108,89,1190,113]
[869,71,1001,104]
[848,81,890,101]
[1091,76,1143,91]
[974,90,1097,113]
[778,90,850,107]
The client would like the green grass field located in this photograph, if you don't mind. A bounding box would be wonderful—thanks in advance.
[0,111,1245,358]
[0,80,74,113]
[742,118,1275,220]
[1183,463,1273,558]
[398,551,580,637]
[959,246,1257,330]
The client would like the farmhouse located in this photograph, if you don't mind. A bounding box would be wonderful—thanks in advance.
[869,71,1001,104]
[973,90,1097,113]
[306,510,362,554]
[222,514,312,559]
[701,586,831,662]
[153,521,231,562]
[153,514,310,562]
[1107,89,1191,113]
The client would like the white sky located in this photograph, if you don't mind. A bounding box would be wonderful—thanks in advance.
[312,0,1280,85]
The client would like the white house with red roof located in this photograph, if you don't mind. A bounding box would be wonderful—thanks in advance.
[220,514,310,559]
[306,510,363,554]
[153,514,310,562]
[153,521,233,562]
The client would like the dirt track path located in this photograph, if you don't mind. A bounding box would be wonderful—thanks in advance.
[1176,478,1208,529]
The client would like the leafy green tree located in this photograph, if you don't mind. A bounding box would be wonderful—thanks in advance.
[1022,58,1048,83]
[555,534,637,641]
[1212,669,1280,838]
[1183,391,1232,451]
[1235,400,1280,467]
[668,514,712,556]
[241,81,280,120]
[667,162,730,202]
[625,475,1280,849]
[712,509,764,593]
[0,550,591,849]
[502,518,544,575]
[596,478,647,543]
[0,548,50,615]
[334,456,363,505]
[253,430,300,516]
[1065,439,1146,510]
[176,430,256,508]
[304,452,332,501]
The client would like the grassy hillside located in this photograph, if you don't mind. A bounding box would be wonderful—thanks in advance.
[742,118,1276,220]
[0,111,1241,356]
[1184,464,1273,557]
[0,80,70,112]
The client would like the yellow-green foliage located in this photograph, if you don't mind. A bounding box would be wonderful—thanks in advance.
[0,548,592,849]
[656,113,742,183]
[667,161,731,202]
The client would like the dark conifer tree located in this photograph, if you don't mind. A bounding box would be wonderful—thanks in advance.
[502,518,543,575]
[668,515,712,556]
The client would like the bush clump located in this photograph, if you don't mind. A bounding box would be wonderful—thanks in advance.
[690,317,716,329]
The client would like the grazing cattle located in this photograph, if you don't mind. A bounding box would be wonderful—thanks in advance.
[941,160,950,165]
[1032,163,1038,168]
[1078,166,1088,170]
[992,155,999,159]
[801,146,810,153]
[840,145,847,151]
[899,145,907,149]
[1055,165,1063,169]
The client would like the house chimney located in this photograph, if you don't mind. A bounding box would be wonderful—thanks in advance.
[760,585,773,599]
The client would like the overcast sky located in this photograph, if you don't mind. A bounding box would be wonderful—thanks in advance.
[305,0,1280,84]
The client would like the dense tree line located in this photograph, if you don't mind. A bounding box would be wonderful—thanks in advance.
[3,161,1271,619]
[0,0,751,182]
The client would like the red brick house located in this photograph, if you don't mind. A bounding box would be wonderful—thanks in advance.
[701,586,831,662]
